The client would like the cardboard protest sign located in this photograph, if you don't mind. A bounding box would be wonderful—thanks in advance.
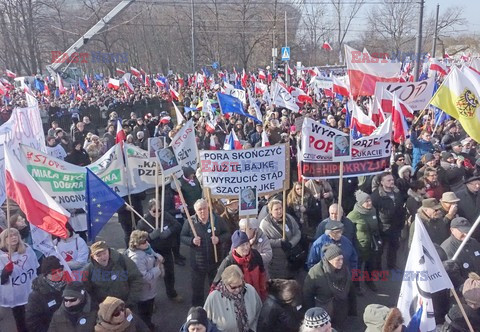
[156,147,182,177]
[374,78,434,111]
[300,118,348,162]
[239,186,258,217]
[148,136,165,158]
[200,144,287,197]
[124,143,167,191]
[170,119,198,169]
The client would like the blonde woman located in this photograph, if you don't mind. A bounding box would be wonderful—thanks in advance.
[125,230,164,330]
[0,228,39,331]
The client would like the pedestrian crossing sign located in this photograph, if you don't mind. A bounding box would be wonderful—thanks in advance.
[281,47,290,61]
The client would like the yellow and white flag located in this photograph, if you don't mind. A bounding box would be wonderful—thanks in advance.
[430,66,480,143]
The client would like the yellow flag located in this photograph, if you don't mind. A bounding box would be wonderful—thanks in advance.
[430,66,480,143]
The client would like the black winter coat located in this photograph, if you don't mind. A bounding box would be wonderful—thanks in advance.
[138,211,181,253]
[256,295,302,332]
[371,187,406,235]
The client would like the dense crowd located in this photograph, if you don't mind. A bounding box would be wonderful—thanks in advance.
[0,70,480,332]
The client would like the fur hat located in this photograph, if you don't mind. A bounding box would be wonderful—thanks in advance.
[398,165,413,179]
[98,296,124,322]
[383,308,404,332]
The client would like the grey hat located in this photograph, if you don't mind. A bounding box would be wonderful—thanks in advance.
[451,217,472,234]
[322,243,343,261]
[364,304,390,332]
[303,307,331,328]
[355,190,370,205]
[325,220,344,231]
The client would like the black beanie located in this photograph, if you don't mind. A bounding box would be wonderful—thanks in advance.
[63,281,86,301]
[40,256,63,275]
[186,307,208,328]
[182,166,196,178]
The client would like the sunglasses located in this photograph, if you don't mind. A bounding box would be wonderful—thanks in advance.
[63,298,78,303]
[113,306,125,317]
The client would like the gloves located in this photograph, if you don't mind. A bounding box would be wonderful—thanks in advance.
[150,228,172,240]
[158,228,172,240]
[281,240,292,251]
[1,261,14,285]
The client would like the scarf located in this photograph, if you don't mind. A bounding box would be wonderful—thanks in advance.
[143,244,154,256]
[216,281,249,332]
[320,257,349,300]
[95,308,133,332]
[354,202,372,215]
[45,275,66,291]
[183,175,196,186]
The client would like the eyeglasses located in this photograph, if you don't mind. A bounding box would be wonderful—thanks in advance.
[63,298,78,303]
[112,306,125,317]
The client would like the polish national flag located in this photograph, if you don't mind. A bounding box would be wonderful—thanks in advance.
[322,41,333,51]
[392,93,410,143]
[0,81,7,95]
[154,79,165,88]
[5,69,16,78]
[44,83,51,97]
[107,78,120,90]
[170,86,180,101]
[267,71,273,84]
[369,97,385,126]
[173,102,185,124]
[380,90,414,119]
[205,119,216,134]
[209,136,218,150]
[429,58,448,76]
[345,45,401,96]
[56,73,66,94]
[5,148,69,238]
[116,68,126,76]
[130,66,141,77]
[258,70,266,81]
[254,81,268,95]
[177,75,184,87]
[115,119,126,143]
[332,76,350,97]
[324,88,334,98]
[224,131,243,150]
[291,87,313,104]
[261,131,270,147]
[349,100,377,136]
[144,75,150,87]
[124,79,134,93]
[241,69,248,88]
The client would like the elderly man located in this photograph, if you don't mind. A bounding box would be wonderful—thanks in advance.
[455,176,480,241]
[82,241,143,309]
[441,217,480,279]
[314,203,356,244]
[409,198,450,247]
[180,198,230,306]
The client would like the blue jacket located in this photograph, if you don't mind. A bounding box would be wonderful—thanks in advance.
[306,234,358,270]
[410,130,433,169]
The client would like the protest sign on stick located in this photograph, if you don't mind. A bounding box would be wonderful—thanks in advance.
[206,188,218,263]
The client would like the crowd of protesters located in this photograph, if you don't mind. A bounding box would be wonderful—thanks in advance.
[0,67,480,332]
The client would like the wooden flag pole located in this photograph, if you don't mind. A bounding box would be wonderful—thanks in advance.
[171,175,198,238]
[161,171,165,230]
[337,161,344,221]
[451,288,474,332]
[124,202,155,231]
[155,164,160,229]
[206,188,218,263]
[282,188,287,240]
[300,179,305,224]
[6,197,12,259]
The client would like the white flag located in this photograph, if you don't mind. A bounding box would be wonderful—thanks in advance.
[172,102,185,124]
[272,81,299,112]
[397,216,453,331]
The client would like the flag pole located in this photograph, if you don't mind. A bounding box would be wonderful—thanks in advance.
[282,188,287,240]
[155,164,159,229]
[171,175,198,238]
[300,179,305,225]
[161,171,165,230]
[452,213,480,261]
[121,143,136,229]
[124,202,155,230]
[337,161,344,220]
[451,288,475,332]
[6,197,12,259]
[206,188,218,263]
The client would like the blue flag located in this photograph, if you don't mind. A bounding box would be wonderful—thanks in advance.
[94,73,103,81]
[85,168,125,241]
[79,79,87,92]
[184,106,198,114]
[216,92,261,123]
[34,79,45,92]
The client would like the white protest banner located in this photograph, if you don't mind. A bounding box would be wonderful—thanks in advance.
[311,76,333,90]
[170,119,198,169]
[124,143,166,192]
[374,78,434,111]
[351,117,392,161]
[300,117,347,162]
[225,87,247,104]
[200,144,287,197]
[272,81,299,112]
[0,106,46,204]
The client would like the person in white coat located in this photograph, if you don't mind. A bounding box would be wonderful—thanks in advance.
[125,230,164,330]
[204,265,262,332]
[54,224,88,280]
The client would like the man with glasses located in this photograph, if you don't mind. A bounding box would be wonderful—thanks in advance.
[423,167,445,200]
[391,153,405,180]
[455,176,480,241]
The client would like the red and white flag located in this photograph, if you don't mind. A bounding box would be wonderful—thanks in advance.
[107,78,120,90]
[258,70,266,81]
[170,86,180,101]
[154,79,165,88]
[124,78,134,93]
[130,66,141,77]
[241,69,248,88]
[56,73,66,94]
[116,68,126,76]
[287,64,294,76]
[209,136,218,150]
[261,131,270,147]
[291,87,313,104]
[380,90,414,119]
[5,69,16,78]
[177,75,184,88]
[254,81,268,95]
[332,76,350,97]
[345,45,401,96]
[322,41,332,51]
[115,119,126,143]
[429,58,448,76]
[392,93,410,143]
[144,75,150,87]
[5,148,69,238]
[205,119,216,134]
[173,102,185,124]
[349,100,377,136]
[0,81,7,95]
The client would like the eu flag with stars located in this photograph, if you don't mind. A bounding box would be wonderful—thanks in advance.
[85,168,125,241]
[216,92,261,123]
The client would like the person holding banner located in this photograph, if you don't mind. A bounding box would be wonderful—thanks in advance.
[180,198,230,306]
[259,199,301,279]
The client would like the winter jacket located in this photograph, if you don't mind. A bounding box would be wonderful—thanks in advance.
[455,185,480,225]
[371,186,406,236]
[125,248,163,302]
[180,214,230,272]
[47,293,97,332]
[259,214,301,279]
[179,177,202,215]
[441,235,480,279]
[25,275,64,332]
[408,208,450,247]
[250,228,273,275]
[314,216,356,244]
[0,307,17,332]
[410,130,434,169]
[442,299,480,332]
[82,249,143,307]
[306,234,358,270]
[204,284,262,332]
[256,295,302,332]
[405,189,424,223]
[137,211,181,253]
[347,205,380,261]
[64,148,90,166]
[213,249,267,301]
